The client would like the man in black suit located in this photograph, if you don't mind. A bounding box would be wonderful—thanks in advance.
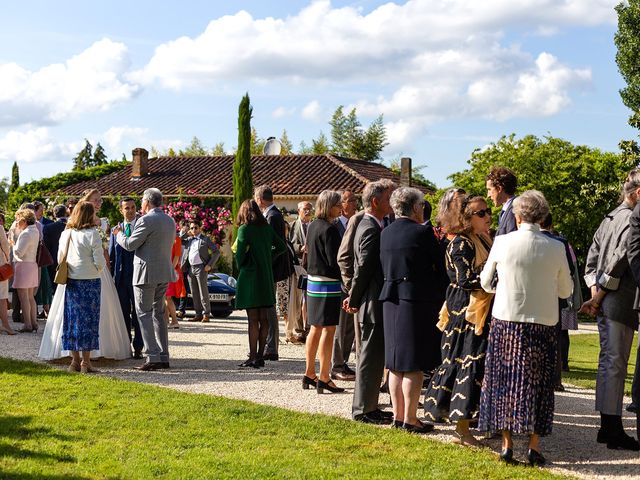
[331,190,357,381]
[346,180,394,424]
[486,166,518,235]
[109,197,144,359]
[254,185,290,361]
[42,205,68,288]
[33,201,54,226]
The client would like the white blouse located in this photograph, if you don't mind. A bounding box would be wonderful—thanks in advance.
[13,225,40,263]
[58,228,105,279]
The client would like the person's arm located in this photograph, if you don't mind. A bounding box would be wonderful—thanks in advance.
[583,225,602,290]
[480,241,499,293]
[91,231,106,273]
[290,222,304,256]
[349,225,380,308]
[13,230,29,258]
[337,213,360,291]
[627,203,640,288]
[271,228,287,260]
[557,243,573,300]
[204,237,221,271]
[450,237,482,290]
[235,225,249,268]
[597,220,632,291]
[116,217,151,251]
[0,227,9,263]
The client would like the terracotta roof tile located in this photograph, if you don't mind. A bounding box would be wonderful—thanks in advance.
[59,154,430,197]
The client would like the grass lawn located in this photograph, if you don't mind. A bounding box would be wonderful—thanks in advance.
[565,334,637,395]
[0,358,570,480]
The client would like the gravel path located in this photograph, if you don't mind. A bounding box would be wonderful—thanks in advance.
[1,314,638,479]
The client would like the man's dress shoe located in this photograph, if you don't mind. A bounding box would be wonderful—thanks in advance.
[134,362,167,371]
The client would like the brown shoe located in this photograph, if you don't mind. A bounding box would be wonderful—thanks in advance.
[190,315,203,322]
[201,316,210,323]
[286,336,304,345]
[331,371,356,381]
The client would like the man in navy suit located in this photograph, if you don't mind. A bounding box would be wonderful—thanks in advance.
[486,166,518,236]
[43,205,68,288]
[109,197,144,358]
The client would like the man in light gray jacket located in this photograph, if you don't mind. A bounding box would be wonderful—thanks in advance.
[115,188,176,371]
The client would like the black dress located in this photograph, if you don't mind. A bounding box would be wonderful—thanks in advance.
[423,234,490,423]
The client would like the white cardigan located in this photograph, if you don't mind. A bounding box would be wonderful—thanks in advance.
[13,224,40,263]
[58,228,105,279]
[480,223,573,326]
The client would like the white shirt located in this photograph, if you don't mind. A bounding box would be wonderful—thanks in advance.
[338,215,349,230]
[480,223,573,326]
[58,228,105,279]
[188,235,204,266]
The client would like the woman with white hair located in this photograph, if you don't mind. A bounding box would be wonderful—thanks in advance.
[479,190,572,466]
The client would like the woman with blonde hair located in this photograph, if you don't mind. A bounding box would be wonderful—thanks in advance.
[12,208,40,332]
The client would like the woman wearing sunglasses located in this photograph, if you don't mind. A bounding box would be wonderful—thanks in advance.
[423,194,493,446]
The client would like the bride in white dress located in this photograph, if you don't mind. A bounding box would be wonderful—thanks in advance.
[38,191,131,360]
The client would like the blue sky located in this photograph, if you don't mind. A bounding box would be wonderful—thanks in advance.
[0,0,635,188]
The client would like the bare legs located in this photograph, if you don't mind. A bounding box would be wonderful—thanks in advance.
[69,351,97,373]
[389,370,422,426]
[455,419,481,447]
[0,298,14,334]
[17,287,36,330]
[304,325,337,382]
[165,297,178,326]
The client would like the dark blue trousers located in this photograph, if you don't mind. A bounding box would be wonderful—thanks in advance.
[116,281,144,352]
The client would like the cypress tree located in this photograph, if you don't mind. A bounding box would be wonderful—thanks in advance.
[232,93,254,242]
[9,161,19,195]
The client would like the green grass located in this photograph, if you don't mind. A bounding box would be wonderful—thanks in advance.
[565,334,637,394]
[0,358,569,480]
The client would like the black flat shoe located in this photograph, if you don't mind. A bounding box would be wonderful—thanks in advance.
[239,359,255,368]
[253,358,265,368]
[527,449,546,467]
[401,420,434,434]
[391,420,404,429]
[499,448,515,464]
[317,380,345,394]
[606,432,640,451]
[302,375,318,390]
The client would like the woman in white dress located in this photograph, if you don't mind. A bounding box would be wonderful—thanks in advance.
[39,189,131,360]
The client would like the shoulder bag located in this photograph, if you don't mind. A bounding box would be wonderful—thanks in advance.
[54,233,72,285]
[36,237,54,268]
[0,249,13,281]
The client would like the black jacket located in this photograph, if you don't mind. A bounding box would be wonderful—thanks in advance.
[264,205,292,282]
[43,218,67,281]
[306,218,341,279]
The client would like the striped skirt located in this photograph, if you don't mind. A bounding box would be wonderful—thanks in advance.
[479,318,557,436]
[306,277,341,327]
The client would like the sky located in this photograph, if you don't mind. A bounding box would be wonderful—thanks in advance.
[0,0,636,188]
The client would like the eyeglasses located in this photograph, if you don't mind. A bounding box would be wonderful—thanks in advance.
[472,208,492,218]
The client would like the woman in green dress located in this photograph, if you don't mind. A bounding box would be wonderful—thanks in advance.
[234,200,286,368]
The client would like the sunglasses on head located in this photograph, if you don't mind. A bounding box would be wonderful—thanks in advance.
[472,208,492,218]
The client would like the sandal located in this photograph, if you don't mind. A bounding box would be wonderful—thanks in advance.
[453,431,482,448]
[68,361,81,373]
[80,363,100,374]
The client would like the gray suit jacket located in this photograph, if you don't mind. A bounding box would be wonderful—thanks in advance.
[117,208,177,286]
[349,215,383,324]
[289,219,308,259]
[179,232,220,270]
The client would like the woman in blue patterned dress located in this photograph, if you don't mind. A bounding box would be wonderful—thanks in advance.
[59,200,105,374]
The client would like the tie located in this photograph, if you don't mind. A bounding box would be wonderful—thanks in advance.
[124,223,131,237]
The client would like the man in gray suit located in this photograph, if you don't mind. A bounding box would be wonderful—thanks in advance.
[114,188,177,371]
[180,219,220,323]
[346,181,394,424]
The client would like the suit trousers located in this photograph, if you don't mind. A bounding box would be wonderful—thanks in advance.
[352,319,385,418]
[116,281,144,352]
[177,270,190,313]
[631,339,640,407]
[188,264,211,316]
[332,292,355,370]
[265,282,279,355]
[286,274,303,339]
[134,283,170,363]
[596,315,634,415]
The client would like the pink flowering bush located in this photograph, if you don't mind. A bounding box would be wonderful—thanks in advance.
[163,200,232,247]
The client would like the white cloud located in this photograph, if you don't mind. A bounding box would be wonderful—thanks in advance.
[301,100,322,121]
[0,38,141,127]
[272,106,296,119]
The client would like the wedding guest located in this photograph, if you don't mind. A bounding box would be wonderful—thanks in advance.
[0,218,14,335]
[34,201,54,318]
[60,200,105,373]
[380,187,445,433]
[423,195,493,446]
[479,190,572,466]
[165,232,185,329]
[12,208,40,333]
[486,167,518,236]
[288,201,313,343]
[302,190,344,394]
[176,221,190,319]
[234,200,286,368]
[43,205,69,287]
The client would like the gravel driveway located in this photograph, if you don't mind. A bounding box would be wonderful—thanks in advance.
[1,313,638,479]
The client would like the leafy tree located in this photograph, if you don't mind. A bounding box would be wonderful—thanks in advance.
[312,132,330,154]
[179,136,209,156]
[90,142,108,167]
[232,93,253,243]
[9,161,19,195]
[615,0,640,129]
[328,106,388,161]
[279,130,293,155]
[387,157,437,191]
[0,177,8,210]
[250,127,265,155]
[72,139,93,171]
[448,134,635,263]
[212,142,226,155]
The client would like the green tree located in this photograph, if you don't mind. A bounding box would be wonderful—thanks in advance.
[311,131,330,154]
[72,139,93,171]
[91,142,108,167]
[279,130,293,155]
[250,127,265,155]
[212,142,226,155]
[615,0,640,129]
[9,161,19,195]
[328,106,388,161]
[0,177,8,210]
[179,136,209,156]
[232,93,254,243]
[448,134,635,262]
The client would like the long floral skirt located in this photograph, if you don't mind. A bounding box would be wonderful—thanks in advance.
[479,318,557,436]
[62,278,101,352]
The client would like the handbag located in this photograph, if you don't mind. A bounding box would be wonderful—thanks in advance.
[296,274,308,290]
[54,234,72,285]
[0,263,13,281]
[36,238,54,267]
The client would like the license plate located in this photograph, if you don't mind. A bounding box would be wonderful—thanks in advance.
[209,293,229,301]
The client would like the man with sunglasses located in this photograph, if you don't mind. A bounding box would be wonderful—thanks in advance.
[486,167,518,236]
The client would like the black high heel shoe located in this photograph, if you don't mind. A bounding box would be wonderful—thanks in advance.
[499,448,515,464]
[316,379,345,394]
[302,375,318,390]
[526,448,546,467]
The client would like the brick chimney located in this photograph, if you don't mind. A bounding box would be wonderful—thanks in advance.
[400,157,412,186]
[131,148,149,179]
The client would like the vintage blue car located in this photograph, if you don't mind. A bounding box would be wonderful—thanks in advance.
[184,273,237,318]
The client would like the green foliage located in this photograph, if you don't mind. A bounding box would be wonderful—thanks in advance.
[615,0,640,129]
[448,134,635,262]
[279,129,293,154]
[299,131,331,155]
[0,177,8,211]
[72,139,93,171]
[9,161,19,195]
[179,136,209,156]
[90,142,108,167]
[250,127,265,155]
[233,93,253,243]
[388,157,437,191]
[329,106,388,161]
[212,142,225,155]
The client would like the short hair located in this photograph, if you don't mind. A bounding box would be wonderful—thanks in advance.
[14,208,36,226]
[53,205,67,219]
[33,200,44,211]
[513,190,549,224]
[486,167,517,196]
[297,201,312,211]
[143,188,163,207]
[622,169,640,200]
[0,212,5,224]
[189,219,202,227]
[377,178,398,191]
[423,199,433,221]
[66,196,78,206]
[254,185,273,202]
[441,195,487,234]
[390,187,424,218]
[120,196,135,206]
[315,190,341,220]
[436,188,466,228]
[66,200,96,230]
[236,199,267,226]
[362,180,390,210]
[21,202,35,211]
[540,212,553,230]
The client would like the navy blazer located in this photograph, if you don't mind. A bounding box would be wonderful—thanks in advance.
[265,205,291,282]
[378,217,447,303]
[496,197,517,236]
[109,222,136,287]
[43,218,67,279]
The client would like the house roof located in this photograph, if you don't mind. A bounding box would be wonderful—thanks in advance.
[58,154,430,197]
